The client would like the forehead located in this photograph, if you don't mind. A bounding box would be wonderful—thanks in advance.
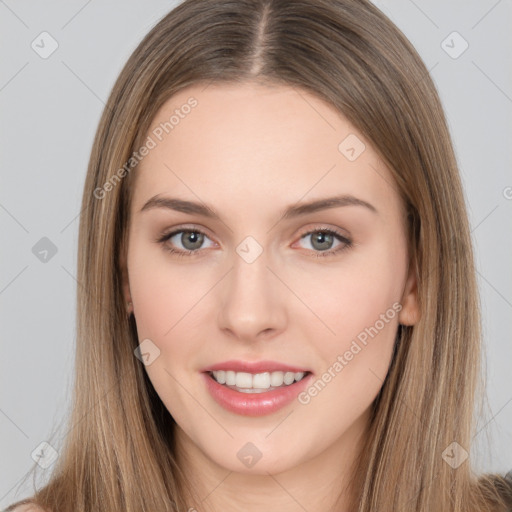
[131,82,402,222]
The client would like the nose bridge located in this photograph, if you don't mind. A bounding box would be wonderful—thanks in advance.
[232,239,269,295]
[217,236,286,340]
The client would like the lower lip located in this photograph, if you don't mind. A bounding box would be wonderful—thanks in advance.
[202,371,314,416]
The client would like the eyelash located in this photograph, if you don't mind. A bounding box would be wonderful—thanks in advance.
[155,226,353,258]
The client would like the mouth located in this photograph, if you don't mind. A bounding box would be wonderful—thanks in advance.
[206,369,312,394]
[202,368,314,416]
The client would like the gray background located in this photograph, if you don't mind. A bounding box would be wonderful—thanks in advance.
[1,0,511,507]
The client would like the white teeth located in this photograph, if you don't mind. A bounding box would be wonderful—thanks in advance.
[211,370,307,389]
[270,371,284,387]
[235,372,253,388]
[225,370,236,386]
[253,372,271,389]
[283,372,295,385]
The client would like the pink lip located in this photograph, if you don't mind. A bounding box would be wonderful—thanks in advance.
[201,359,311,374]
[201,371,314,417]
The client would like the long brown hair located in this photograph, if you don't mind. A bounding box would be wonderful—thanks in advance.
[8,0,512,510]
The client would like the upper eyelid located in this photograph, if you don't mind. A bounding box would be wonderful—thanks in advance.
[160,224,214,239]
[299,226,349,238]
[160,224,349,236]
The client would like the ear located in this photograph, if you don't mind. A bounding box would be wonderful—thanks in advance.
[398,260,420,326]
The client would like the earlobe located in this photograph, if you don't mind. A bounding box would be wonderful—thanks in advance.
[399,263,420,326]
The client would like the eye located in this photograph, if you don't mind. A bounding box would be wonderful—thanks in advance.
[295,227,353,257]
[156,225,353,258]
[156,227,216,256]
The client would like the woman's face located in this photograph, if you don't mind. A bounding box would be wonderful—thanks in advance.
[122,82,419,477]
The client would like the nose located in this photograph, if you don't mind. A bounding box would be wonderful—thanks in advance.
[217,243,287,343]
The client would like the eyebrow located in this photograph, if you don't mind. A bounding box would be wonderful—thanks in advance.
[139,194,378,219]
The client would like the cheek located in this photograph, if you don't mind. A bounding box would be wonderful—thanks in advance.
[292,245,404,432]
[126,243,221,414]
[290,238,406,386]
[295,240,405,349]
[127,238,215,341]
[127,243,214,414]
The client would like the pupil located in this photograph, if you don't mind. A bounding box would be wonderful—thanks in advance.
[312,232,333,251]
[182,231,203,250]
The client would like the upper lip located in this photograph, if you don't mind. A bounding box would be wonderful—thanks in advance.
[201,360,312,374]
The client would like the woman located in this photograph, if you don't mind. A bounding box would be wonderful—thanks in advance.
[7,0,512,510]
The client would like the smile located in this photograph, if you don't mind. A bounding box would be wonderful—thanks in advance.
[202,370,314,416]
[209,370,308,392]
